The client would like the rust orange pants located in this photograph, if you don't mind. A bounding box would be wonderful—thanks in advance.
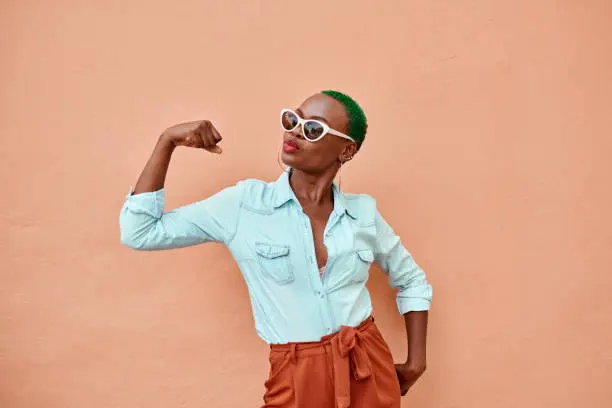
[261,317,401,408]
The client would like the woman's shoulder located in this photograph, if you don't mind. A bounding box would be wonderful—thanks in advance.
[209,177,269,199]
[341,191,378,225]
[233,176,276,191]
[226,176,283,213]
[342,191,376,205]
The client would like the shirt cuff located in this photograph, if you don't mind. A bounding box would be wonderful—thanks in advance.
[123,186,165,218]
[396,285,433,314]
[397,298,431,314]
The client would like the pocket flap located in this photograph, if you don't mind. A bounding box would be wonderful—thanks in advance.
[356,248,374,263]
[255,242,290,259]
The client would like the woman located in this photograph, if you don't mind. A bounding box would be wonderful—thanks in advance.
[119,90,433,408]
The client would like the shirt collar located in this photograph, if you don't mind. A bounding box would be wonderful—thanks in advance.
[272,169,357,219]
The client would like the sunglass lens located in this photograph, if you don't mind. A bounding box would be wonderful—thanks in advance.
[281,111,299,131]
[303,121,324,140]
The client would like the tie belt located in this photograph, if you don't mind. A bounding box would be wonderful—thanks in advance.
[269,316,375,408]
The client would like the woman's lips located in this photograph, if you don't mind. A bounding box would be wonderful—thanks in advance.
[283,140,299,153]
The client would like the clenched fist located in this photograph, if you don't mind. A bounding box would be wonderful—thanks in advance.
[161,120,223,154]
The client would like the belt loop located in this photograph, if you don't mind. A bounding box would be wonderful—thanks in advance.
[289,343,297,364]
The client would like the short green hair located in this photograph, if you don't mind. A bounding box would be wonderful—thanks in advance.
[321,90,367,150]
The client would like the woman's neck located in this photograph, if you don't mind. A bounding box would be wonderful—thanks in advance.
[288,167,337,206]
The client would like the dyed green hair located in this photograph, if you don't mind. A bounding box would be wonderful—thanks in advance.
[321,90,367,150]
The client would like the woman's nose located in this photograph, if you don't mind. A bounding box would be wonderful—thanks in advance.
[291,126,303,139]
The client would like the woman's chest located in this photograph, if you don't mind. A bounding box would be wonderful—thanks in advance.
[229,208,378,288]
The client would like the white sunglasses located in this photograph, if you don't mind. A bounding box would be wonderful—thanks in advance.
[280,108,355,143]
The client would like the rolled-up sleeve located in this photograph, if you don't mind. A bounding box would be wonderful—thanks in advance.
[119,182,244,250]
[373,210,433,313]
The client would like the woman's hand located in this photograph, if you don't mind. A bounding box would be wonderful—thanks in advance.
[161,120,223,153]
[394,361,426,396]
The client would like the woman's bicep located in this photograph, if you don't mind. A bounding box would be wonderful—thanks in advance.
[119,183,244,250]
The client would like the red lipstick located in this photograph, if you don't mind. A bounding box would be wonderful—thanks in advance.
[283,140,299,153]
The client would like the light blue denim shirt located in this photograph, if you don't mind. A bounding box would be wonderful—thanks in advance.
[119,170,432,344]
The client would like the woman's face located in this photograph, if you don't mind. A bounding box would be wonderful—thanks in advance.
[280,93,356,173]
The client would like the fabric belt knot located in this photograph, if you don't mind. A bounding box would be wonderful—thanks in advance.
[331,324,373,408]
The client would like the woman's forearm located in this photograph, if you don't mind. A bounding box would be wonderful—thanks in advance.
[403,310,428,369]
[132,135,176,195]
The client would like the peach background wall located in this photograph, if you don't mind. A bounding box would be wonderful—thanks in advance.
[1,1,611,407]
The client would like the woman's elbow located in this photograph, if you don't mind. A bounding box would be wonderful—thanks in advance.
[120,229,149,250]
[119,211,156,250]
[119,218,154,250]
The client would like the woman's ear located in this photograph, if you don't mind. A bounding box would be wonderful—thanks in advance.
[339,143,357,163]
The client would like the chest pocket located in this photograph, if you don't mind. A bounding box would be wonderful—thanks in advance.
[254,242,294,285]
[351,248,374,283]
